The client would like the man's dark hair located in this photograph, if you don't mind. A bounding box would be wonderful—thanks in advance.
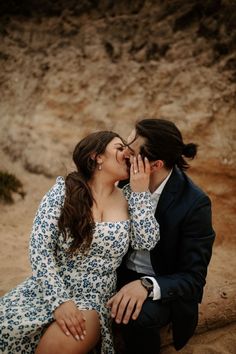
[135,118,198,171]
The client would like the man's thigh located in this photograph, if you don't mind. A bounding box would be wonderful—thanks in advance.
[117,300,171,354]
[129,298,171,329]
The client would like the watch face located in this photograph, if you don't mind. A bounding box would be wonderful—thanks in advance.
[141,278,153,291]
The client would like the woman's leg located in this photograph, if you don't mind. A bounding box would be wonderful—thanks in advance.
[35,310,100,354]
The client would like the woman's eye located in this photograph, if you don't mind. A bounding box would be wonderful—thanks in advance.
[117,146,125,151]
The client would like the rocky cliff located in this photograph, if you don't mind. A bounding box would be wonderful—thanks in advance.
[0,0,235,176]
[0,2,236,351]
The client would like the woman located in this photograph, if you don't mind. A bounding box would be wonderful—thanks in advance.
[0,131,160,354]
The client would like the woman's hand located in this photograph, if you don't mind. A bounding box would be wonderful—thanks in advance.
[130,154,151,192]
[53,300,86,341]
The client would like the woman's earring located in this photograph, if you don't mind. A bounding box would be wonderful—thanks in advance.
[98,163,102,171]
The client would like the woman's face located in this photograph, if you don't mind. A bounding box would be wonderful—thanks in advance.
[100,137,129,181]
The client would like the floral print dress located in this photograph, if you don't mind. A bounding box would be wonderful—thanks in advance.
[0,177,159,354]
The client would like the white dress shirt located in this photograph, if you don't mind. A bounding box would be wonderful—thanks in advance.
[126,170,172,300]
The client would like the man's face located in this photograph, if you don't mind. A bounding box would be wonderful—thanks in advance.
[125,129,145,157]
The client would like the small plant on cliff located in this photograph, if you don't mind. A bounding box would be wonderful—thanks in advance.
[0,171,25,203]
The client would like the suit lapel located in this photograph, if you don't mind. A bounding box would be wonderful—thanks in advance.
[155,167,184,221]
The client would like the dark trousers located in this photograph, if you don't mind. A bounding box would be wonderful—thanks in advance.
[116,268,171,354]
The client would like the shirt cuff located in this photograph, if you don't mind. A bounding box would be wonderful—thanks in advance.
[144,276,161,300]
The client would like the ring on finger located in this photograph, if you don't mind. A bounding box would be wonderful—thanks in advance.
[134,170,138,174]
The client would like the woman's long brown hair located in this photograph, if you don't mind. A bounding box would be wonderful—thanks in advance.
[58,131,121,255]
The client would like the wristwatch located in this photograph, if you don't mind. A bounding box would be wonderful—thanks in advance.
[140,277,153,296]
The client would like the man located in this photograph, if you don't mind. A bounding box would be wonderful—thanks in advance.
[107,118,215,353]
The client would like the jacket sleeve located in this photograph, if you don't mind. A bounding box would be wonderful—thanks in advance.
[29,177,71,313]
[123,184,160,250]
[156,194,215,303]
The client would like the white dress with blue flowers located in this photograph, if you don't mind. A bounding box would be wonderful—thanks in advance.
[0,177,159,354]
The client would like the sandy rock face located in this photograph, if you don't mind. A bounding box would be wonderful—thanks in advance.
[0,1,236,350]
[0,0,235,177]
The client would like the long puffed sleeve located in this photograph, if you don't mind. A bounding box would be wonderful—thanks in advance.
[29,177,71,313]
[123,184,160,250]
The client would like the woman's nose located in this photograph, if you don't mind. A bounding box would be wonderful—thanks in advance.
[123,146,132,157]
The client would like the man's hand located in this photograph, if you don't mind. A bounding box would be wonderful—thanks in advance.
[107,280,148,324]
[53,300,86,341]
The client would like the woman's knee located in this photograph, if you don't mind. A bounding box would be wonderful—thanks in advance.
[35,324,68,354]
[36,310,101,354]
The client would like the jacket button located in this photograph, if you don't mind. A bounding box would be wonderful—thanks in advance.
[168,291,174,296]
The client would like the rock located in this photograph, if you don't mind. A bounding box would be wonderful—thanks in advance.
[0,2,235,345]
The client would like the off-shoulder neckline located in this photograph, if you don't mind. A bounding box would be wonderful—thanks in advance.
[95,219,130,225]
[56,178,130,225]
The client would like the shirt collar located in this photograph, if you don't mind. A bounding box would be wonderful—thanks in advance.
[152,169,173,196]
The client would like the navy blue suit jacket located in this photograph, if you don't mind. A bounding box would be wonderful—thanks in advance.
[119,166,215,349]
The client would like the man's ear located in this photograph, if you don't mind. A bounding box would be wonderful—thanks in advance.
[150,160,164,171]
